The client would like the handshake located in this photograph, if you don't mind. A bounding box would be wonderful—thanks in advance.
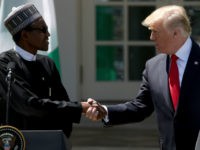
[82,98,107,121]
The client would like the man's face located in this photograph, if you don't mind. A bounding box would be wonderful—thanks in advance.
[24,18,50,52]
[149,22,175,54]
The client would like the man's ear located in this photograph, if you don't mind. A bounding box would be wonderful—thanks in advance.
[173,30,178,38]
[20,30,29,41]
[173,28,181,38]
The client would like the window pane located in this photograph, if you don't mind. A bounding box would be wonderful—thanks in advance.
[96,6,123,41]
[128,0,155,1]
[129,46,155,80]
[186,7,200,42]
[128,6,155,41]
[96,0,122,1]
[96,46,124,81]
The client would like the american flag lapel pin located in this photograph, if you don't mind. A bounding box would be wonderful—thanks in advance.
[194,61,199,65]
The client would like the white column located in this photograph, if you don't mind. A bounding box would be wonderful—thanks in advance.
[54,0,81,101]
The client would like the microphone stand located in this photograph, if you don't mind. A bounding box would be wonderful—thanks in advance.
[6,69,14,125]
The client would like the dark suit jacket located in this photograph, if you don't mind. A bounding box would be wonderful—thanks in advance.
[106,39,200,150]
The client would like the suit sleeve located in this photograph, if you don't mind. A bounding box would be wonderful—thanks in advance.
[105,65,154,126]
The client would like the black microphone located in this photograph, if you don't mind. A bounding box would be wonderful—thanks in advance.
[6,62,16,83]
[5,62,16,124]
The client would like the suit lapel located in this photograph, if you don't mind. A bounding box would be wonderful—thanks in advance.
[160,55,174,113]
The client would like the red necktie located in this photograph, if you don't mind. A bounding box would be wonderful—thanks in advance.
[169,54,180,110]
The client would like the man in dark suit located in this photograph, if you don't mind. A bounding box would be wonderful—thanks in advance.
[86,5,200,150]
[0,3,106,138]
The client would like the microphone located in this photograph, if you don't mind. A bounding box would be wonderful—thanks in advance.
[5,62,16,124]
[6,62,16,83]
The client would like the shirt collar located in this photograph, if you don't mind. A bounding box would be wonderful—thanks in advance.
[14,45,37,61]
[175,37,192,61]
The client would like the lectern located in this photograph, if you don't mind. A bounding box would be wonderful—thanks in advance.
[22,130,71,150]
[195,132,200,150]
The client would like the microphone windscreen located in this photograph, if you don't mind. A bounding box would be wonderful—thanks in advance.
[7,62,16,71]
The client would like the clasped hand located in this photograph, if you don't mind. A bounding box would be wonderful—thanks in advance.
[85,98,107,121]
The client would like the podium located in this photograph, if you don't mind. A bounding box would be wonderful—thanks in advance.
[196,131,200,150]
[21,130,71,150]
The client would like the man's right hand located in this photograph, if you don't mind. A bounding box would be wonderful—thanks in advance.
[85,98,107,121]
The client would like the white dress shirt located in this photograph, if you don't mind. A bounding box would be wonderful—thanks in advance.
[14,45,37,61]
[175,37,192,86]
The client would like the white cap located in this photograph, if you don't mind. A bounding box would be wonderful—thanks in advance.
[4,3,42,35]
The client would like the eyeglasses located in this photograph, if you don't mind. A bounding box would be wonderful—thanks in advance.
[26,26,49,34]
